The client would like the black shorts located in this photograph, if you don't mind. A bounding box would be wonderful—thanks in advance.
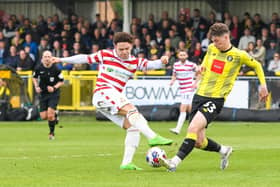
[189,94,224,126]
[39,92,60,112]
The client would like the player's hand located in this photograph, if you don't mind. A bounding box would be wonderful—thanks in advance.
[35,86,41,93]
[51,57,61,63]
[47,86,55,93]
[259,84,268,102]
[169,81,174,86]
[160,56,169,64]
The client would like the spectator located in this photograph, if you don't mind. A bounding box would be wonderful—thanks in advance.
[91,29,103,50]
[223,12,232,27]
[4,45,18,68]
[177,14,187,39]
[106,32,114,49]
[0,40,9,64]
[192,8,208,30]
[160,38,175,56]
[23,33,38,57]
[251,39,266,67]
[132,38,146,57]
[16,49,35,71]
[253,13,267,38]
[164,50,176,75]
[169,29,181,49]
[265,40,278,67]
[52,40,63,57]
[160,20,171,40]
[184,27,198,52]
[189,41,203,64]
[36,15,48,37]
[194,23,208,42]
[208,11,217,26]
[229,15,242,47]
[177,41,187,52]
[47,22,60,45]
[146,19,157,39]
[267,52,280,74]
[155,30,164,48]
[38,38,50,60]
[11,31,24,51]
[92,13,105,30]
[276,27,280,49]
[3,19,16,41]
[60,30,72,51]
[260,28,272,49]
[56,49,73,70]
[269,23,277,41]
[24,45,35,62]
[201,32,211,53]
[270,12,280,26]
[80,27,91,51]
[238,28,256,50]
[147,40,160,58]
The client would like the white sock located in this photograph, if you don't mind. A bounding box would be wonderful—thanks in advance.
[175,112,186,132]
[171,155,182,167]
[219,145,228,155]
[127,111,156,139]
[121,127,140,165]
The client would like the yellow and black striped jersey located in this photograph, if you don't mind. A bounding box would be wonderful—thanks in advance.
[196,43,266,99]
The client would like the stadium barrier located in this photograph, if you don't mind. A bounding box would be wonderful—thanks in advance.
[16,71,280,115]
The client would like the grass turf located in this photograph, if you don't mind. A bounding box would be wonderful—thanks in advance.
[0,116,279,187]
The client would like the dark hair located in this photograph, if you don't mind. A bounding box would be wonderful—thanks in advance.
[209,23,229,37]
[113,32,133,44]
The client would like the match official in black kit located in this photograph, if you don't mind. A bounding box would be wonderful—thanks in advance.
[33,51,64,140]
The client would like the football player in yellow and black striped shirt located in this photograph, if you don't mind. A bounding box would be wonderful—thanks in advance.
[160,23,268,172]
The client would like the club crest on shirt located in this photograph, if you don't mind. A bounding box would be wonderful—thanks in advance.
[227,55,233,62]
[50,77,54,82]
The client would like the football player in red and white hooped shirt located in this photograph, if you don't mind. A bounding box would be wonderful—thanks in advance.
[52,32,173,170]
[169,50,199,135]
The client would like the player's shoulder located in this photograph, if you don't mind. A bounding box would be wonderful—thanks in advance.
[99,49,114,56]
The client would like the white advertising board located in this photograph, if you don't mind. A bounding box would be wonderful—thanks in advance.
[124,80,249,108]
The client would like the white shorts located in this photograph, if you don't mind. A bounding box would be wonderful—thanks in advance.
[180,92,194,105]
[92,87,130,128]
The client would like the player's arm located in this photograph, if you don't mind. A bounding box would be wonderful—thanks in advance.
[145,56,169,70]
[192,64,201,89]
[32,71,41,93]
[170,72,176,86]
[242,51,268,102]
[52,52,101,64]
[48,70,64,93]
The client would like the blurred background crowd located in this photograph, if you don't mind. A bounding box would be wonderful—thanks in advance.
[0,8,280,75]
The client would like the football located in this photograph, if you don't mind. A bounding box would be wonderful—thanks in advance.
[146,147,167,167]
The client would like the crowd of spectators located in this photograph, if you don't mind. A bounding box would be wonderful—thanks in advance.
[0,8,280,75]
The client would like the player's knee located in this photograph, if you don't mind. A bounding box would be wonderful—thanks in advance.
[126,109,147,125]
[187,125,200,134]
[47,113,55,121]
[195,140,204,148]
[40,113,47,120]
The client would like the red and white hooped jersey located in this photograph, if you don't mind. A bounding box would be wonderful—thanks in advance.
[173,60,197,93]
[87,49,148,93]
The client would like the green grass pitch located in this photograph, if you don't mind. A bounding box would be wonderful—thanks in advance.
[0,116,279,187]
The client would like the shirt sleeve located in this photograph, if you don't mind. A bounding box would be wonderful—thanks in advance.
[33,68,39,78]
[241,51,266,85]
[145,59,163,70]
[57,69,64,82]
[60,50,102,64]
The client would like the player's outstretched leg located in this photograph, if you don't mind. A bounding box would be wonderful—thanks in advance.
[48,120,56,140]
[169,112,186,135]
[198,137,233,170]
[120,127,142,170]
[126,109,173,146]
[220,146,233,170]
